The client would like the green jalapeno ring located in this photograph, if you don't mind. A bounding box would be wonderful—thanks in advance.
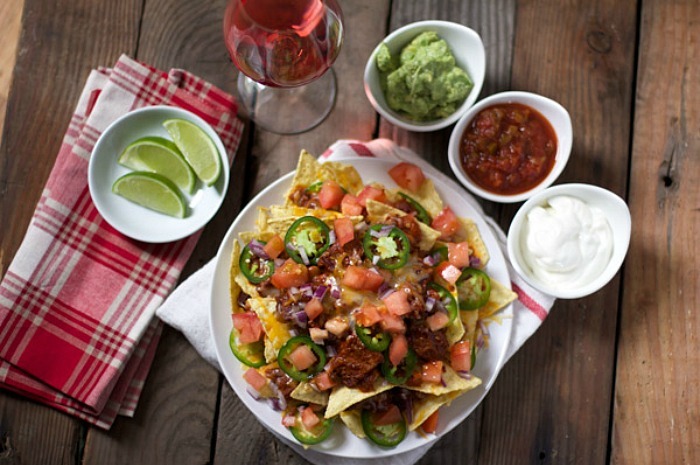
[229,328,265,368]
[428,281,458,323]
[362,224,410,270]
[355,324,391,352]
[305,181,324,193]
[277,336,327,382]
[456,267,491,310]
[289,414,335,445]
[381,348,417,385]
[239,243,275,284]
[284,216,331,265]
[429,245,448,264]
[398,192,432,224]
[361,408,407,447]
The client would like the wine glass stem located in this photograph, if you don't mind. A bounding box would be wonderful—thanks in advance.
[236,69,338,135]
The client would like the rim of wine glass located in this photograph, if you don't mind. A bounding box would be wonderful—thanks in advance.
[225,0,343,35]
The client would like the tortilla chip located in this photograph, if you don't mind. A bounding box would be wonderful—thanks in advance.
[325,380,393,418]
[445,311,465,344]
[291,382,329,406]
[248,297,293,360]
[387,178,444,219]
[339,410,366,438]
[455,218,489,266]
[365,199,441,252]
[286,150,364,205]
[408,384,480,431]
[461,308,480,346]
[404,365,480,396]
[479,279,517,319]
[229,241,243,314]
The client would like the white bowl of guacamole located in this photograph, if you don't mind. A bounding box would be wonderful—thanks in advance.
[364,20,486,132]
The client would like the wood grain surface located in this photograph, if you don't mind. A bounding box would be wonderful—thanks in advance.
[1,0,699,464]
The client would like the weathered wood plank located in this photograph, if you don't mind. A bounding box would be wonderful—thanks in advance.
[479,0,637,463]
[612,0,700,463]
[213,1,390,463]
[0,0,24,149]
[0,0,141,462]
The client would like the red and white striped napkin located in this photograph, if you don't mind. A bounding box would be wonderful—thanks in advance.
[0,54,244,429]
[156,139,555,465]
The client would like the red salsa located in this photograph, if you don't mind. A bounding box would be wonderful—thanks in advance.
[459,103,557,195]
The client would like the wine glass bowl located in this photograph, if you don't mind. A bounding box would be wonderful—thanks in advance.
[223,0,343,133]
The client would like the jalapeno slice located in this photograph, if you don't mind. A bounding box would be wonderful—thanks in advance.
[398,192,431,224]
[289,413,335,445]
[456,267,491,310]
[239,243,275,284]
[305,181,323,193]
[428,282,458,323]
[363,224,410,270]
[229,328,265,368]
[381,348,417,385]
[277,336,326,382]
[284,216,331,265]
[430,245,448,264]
[355,324,391,352]
[361,408,407,447]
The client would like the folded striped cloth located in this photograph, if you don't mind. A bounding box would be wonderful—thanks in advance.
[157,139,555,464]
[0,54,243,429]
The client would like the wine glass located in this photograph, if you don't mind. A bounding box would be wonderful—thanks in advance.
[223,0,344,134]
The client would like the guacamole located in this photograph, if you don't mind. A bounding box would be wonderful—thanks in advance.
[376,31,473,122]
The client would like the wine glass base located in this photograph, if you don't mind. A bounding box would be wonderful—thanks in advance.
[236,69,338,135]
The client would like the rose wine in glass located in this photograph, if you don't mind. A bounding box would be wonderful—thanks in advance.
[223,0,343,134]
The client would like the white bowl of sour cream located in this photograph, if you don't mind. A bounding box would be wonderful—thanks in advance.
[506,184,631,299]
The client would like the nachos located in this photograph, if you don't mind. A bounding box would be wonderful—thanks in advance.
[228,151,516,447]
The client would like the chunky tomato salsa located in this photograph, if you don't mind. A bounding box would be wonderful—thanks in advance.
[459,103,557,195]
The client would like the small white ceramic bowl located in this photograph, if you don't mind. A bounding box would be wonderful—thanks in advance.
[506,184,631,299]
[447,91,573,203]
[363,20,486,132]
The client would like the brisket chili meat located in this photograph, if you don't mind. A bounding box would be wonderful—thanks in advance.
[408,321,450,362]
[327,335,383,392]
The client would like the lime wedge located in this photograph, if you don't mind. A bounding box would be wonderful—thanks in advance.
[112,171,187,218]
[163,119,222,186]
[118,136,196,194]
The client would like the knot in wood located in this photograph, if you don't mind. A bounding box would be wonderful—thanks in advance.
[586,30,612,54]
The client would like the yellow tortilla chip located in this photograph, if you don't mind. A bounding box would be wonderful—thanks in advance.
[325,380,393,418]
[455,218,489,266]
[479,279,517,320]
[365,199,441,252]
[229,241,243,314]
[248,297,293,360]
[404,365,480,396]
[291,382,329,406]
[408,384,480,431]
[445,311,465,344]
[461,308,480,346]
[387,178,444,219]
[285,150,364,205]
[339,410,366,438]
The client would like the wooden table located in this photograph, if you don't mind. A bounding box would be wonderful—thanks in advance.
[1,0,698,463]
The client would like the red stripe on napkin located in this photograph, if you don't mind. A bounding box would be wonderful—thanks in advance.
[0,54,244,428]
[511,282,548,321]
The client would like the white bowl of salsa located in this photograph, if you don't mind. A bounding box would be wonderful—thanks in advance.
[447,91,573,203]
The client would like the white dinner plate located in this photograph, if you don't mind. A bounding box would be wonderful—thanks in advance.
[88,105,229,243]
[209,157,514,458]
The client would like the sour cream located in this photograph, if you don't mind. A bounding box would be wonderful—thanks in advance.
[520,195,613,290]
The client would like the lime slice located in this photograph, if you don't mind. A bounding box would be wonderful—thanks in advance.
[163,119,222,186]
[117,136,196,194]
[112,171,187,218]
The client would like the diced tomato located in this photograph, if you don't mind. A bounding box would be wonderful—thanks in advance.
[421,361,444,384]
[374,404,403,426]
[342,265,384,291]
[388,162,426,193]
[312,371,336,391]
[435,261,461,285]
[271,259,309,289]
[356,185,387,207]
[309,327,329,344]
[355,304,383,327]
[325,317,350,336]
[341,193,364,216]
[382,290,411,316]
[282,414,297,427]
[380,313,406,334]
[450,341,471,372]
[389,334,408,366]
[304,298,325,321]
[334,217,355,247]
[262,234,285,259]
[426,311,450,331]
[243,367,267,392]
[287,344,318,371]
[318,180,345,209]
[301,406,321,429]
[447,242,472,268]
[431,207,461,240]
[420,410,439,434]
[232,312,264,344]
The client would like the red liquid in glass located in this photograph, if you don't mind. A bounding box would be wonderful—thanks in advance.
[224,0,343,87]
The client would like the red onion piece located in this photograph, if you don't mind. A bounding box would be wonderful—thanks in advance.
[248,239,270,259]
[425,296,436,312]
[329,230,337,245]
[457,370,472,379]
[314,285,328,300]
